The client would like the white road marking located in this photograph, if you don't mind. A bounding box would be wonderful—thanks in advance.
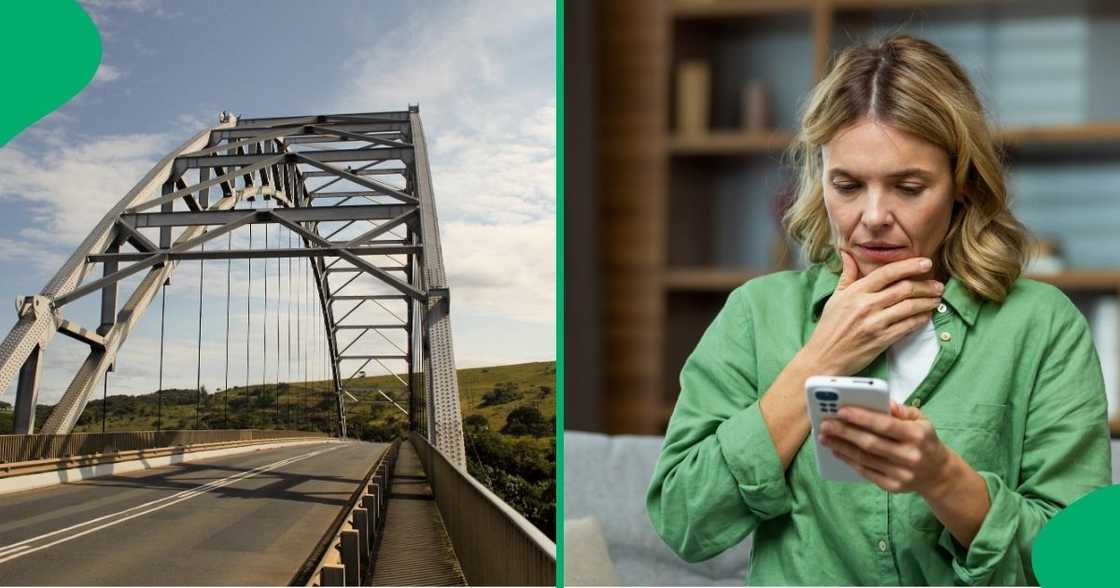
[0,544,29,557]
[0,443,343,565]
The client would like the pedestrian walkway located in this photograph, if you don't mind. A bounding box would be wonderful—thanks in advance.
[370,440,466,586]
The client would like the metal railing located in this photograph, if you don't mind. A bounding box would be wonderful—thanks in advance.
[411,431,556,586]
[0,429,327,464]
[303,440,399,586]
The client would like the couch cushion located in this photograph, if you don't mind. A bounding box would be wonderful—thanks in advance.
[566,434,1120,586]
[565,431,751,585]
[564,516,621,586]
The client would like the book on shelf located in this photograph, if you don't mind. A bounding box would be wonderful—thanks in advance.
[676,60,710,137]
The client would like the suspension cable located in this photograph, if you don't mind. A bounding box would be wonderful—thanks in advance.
[275,222,281,422]
[301,247,307,428]
[246,220,253,422]
[296,234,303,430]
[224,231,231,429]
[101,364,108,434]
[195,236,205,429]
[287,228,293,427]
[262,221,269,420]
[306,252,311,425]
[313,268,321,428]
[157,278,167,433]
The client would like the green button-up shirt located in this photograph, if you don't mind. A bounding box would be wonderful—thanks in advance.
[646,263,1112,586]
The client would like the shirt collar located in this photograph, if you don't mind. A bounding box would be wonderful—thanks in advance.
[809,262,982,327]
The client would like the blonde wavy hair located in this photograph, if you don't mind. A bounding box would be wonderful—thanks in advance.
[782,34,1028,303]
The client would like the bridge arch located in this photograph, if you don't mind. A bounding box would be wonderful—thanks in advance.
[0,109,467,468]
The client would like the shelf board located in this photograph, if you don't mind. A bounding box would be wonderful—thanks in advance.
[664,268,765,291]
[1026,270,1120,291]
[669,130,795,155]
[672,0,1001,19]
[671,0,813,18]
[996,122,1120,147]
[669,122,1120,156]
[664,267,1120,292]
[830,0,996,10]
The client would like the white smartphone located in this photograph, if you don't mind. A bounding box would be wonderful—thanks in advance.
[805,375,890,483]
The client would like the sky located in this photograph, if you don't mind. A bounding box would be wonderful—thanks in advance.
[0,0,556,405]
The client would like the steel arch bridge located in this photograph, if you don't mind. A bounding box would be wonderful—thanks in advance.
[0,108,467,468]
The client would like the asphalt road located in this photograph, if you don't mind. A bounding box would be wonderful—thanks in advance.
[0,440,386,586]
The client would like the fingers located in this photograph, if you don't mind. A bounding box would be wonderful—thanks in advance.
[837,250,860,290]
[880,308,936,344]
[837,405,915,443]
[896,404,925,421]
[820,417,919,465]
[821,433,910,485]
[873,278,944,308]
[854,257,932,293]
[877,296,941,330]
[830,444,908,492]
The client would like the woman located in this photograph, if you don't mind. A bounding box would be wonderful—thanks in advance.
[646,35,1111,586]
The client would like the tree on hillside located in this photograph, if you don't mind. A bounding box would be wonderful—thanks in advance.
[464,414,489,432]
[501,406,550,437]
[479,382,521,407]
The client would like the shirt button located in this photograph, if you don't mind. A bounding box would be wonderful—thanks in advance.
[937,303,947,313]
[939,331,952,342]
[878,539,888,552]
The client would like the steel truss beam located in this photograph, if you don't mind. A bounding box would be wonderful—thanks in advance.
[87,245,418,263]
[409,111,467,468]
[122,203,412,228]
[174,147,413,171]
[0,110,467,462]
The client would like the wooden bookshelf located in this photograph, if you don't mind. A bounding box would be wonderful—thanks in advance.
[597,0,1120,435]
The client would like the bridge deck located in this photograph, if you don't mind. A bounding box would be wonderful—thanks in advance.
[371,441,466,586]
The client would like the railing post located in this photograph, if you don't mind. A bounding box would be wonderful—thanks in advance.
[361,493,378,545]
[353,507,369,569]
[339,529,360,586]
[370,482,383,531]
[319,564,345,586]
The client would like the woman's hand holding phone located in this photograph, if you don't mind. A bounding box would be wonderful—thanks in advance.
[818,400,990,549]
[759,251,943,472]
[819,400,952,493]
[799,251,943,377]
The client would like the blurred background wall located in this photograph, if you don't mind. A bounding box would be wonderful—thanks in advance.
[566,0,1120,436]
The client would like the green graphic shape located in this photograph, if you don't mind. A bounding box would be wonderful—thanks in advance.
[0,1,101,147]
[1034,484,1120,587]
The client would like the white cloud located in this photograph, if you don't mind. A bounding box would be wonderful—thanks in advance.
[0,236,67,275]
[331,0,556,347]
[92,63,125,85]
[0,131,175,250]
[79,0,158,10]
[78,0,179,43]
[442,219,555,324]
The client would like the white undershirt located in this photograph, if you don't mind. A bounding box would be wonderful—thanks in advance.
[886,318,939,406]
